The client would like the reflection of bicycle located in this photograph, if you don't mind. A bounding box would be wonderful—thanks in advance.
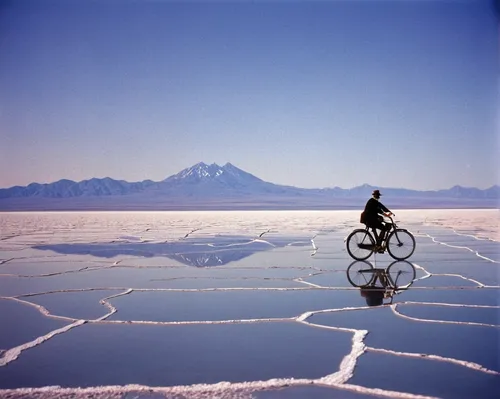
[346,260,416,289]
[345,215,416,260]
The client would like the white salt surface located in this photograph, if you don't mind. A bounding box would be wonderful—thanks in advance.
[0,209,498,398]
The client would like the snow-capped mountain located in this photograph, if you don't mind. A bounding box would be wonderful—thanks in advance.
[0,162,498,210]
[163,162,264,187]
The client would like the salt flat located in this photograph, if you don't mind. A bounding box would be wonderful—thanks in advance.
[0,210,498,398]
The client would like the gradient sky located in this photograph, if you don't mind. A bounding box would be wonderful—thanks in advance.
[0,0,498,190]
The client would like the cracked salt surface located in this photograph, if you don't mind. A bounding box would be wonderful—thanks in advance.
[0,210,498,398]
[309,307,499,374]
[351,351,499,399]
[0,298,70,349]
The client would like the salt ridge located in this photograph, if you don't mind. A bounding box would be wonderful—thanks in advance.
[391,303,499,329]
[0,380,440,399]
[367,347,499,375]
[0,320,86,366]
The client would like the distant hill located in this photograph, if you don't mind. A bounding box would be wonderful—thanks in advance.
[0,162,498,210]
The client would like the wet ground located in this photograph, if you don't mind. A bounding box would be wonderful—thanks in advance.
[0,210,498,398]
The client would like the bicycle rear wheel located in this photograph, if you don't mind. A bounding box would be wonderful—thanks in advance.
[347,261,375,287]
[387,261,416,288]
[346,229,375,260]
[386,229,416,260]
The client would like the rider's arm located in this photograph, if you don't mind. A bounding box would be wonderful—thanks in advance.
[379,202,393,216]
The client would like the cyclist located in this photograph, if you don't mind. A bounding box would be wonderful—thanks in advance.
[361,189,393,252]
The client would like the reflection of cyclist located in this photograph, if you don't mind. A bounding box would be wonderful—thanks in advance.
[360,287,384,306]
[360,286,392,306]
[362,190,393,252]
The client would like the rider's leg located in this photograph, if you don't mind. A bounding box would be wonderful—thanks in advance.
[380,223,392,246]
[379,223,386,245]
[373,221,385,246]
[371,227,379,245]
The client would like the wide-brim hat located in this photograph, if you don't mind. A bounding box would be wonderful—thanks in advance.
[372,190,382,197]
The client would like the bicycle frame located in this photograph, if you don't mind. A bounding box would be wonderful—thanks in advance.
[362,215,399,247]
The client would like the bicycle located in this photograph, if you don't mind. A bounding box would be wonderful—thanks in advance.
[346,260,416,289]
[345,214,416,261]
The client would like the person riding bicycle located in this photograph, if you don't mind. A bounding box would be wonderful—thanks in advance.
[361,190,393,252]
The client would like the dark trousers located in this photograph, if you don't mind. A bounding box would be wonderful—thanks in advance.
[368,220,392,245]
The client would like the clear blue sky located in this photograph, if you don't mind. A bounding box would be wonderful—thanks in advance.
[0,0,498,190]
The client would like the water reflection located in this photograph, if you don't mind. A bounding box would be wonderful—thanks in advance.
[33,235,311,267]
[360,286,390,307]
[347,260,416,306]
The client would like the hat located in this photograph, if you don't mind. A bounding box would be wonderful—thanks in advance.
[372,190,382,197]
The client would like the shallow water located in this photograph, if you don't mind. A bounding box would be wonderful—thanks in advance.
[0,210,498,398]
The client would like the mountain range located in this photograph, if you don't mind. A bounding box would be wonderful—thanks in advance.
[0,162,498,210]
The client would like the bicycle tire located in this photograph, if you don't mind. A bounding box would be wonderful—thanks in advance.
[387,260,416,288]
[346,229,375,260]
[347,261,375,287]
[386,229,416,260]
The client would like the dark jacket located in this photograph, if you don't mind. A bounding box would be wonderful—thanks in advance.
[363,197,390,225]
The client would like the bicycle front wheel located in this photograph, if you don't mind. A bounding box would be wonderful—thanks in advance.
[386,229,416,260]
[346,229,375,260]
[387,261,416,288]
[347,261,375,287]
